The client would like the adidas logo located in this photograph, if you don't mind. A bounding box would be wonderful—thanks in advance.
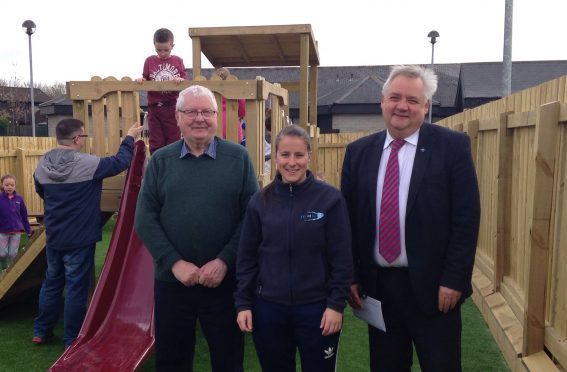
[324,346,335,359]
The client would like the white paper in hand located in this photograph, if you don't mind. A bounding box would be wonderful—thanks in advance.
[351,295,386,332]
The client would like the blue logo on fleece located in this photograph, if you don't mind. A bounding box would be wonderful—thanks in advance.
[300,211,324,221]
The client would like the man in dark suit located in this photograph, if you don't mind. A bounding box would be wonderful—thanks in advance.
[341,65,480,371]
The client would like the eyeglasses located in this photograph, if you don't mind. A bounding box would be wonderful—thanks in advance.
[71,134,88,140]
[178,109,217,119]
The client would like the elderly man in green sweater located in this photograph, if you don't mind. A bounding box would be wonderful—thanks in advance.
[135,85,259,372]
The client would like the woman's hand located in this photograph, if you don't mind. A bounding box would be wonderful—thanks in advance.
[320,308,343,336]
[237,310,253,333]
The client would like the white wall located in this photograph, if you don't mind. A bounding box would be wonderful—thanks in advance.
[333,114,385,133]
[47,114,71,137]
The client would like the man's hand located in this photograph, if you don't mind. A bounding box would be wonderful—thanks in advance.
[171,260,200,287]
[348,284,363,309]
[126,122,144,141]
[438,286,462,313]
[320,308,343,336]
[198,258,227,288]
[237,310,253,333]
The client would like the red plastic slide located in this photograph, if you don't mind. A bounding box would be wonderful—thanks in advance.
[50,140,155,371]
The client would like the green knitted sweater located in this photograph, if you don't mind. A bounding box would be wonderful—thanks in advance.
[135,139,259,282]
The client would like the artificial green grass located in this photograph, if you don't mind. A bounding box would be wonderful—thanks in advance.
[0,221,114,371]
[0,217,509,371]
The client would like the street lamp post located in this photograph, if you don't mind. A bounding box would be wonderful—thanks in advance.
[427,30,439,124]
[22,20,36,137]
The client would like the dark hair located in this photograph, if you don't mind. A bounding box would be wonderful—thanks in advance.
[261,125,311,202]
[56,118,84,142]
[154,28,174,44]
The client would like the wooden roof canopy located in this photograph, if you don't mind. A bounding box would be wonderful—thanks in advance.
[189,24,320,129]
[188,24,320,68]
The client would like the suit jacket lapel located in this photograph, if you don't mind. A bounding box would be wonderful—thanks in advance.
[407,123,435,213]
[368,132,386,221]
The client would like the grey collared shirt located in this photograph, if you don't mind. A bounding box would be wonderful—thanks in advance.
[179,137,218,159]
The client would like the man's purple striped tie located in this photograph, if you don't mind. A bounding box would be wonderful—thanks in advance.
[379,139,405,263]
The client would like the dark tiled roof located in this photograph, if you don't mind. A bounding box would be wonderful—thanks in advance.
[39,94,69,107]
[198,64,461,109]
[0,86,51,104]
[318,75,384,105]
[433,64,461,107]
[460,60,567,98]
[33,61,567,114]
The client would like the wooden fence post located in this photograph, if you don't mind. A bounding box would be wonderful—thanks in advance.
[522,101,560,356]
[465,120,479,167]
[15,148,25,202]
[495,113,512,292]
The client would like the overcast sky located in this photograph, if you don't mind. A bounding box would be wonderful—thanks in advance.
[2,0,565,86]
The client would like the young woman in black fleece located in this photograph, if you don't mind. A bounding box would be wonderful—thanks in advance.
[235,125,353,372]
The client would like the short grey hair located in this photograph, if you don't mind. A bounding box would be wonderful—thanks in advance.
[176,85,218,111]
[382,65,438,101]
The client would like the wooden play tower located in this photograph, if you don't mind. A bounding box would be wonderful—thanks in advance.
[64,24,320,213]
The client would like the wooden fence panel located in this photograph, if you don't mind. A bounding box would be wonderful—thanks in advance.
[438,76,567,371]
[0,138,56,214]
[316,132,373,188]
[545,115,567,369]
[522,102,560,355]
[106,90,123,156]
[91,94,106,155]
[499,125,534,322]
[474,126,498,281]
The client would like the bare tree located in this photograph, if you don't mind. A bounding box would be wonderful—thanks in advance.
[0,76,66,132]
[0,76,29,128]
[35,81,66,98]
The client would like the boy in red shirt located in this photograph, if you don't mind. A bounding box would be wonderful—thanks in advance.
[137,28,188,153]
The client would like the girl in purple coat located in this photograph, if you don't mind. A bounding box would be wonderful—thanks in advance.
[0,174,32,270]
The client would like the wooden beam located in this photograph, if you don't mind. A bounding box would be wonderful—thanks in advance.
[560,102,567,122]
[299,34,309,128]
[67,80,262,101]
[279,82,300,92]
[192,36,202,78]
[309,65,318,127]
[507,111,537,129]
[0,228,46,301]
[105,90,121,156]
[465,120,479,166]
[522,101,560,356]
[522,351,560,371]
[245,98,264,184]
[545,326,567,370]
[91,98,106,156]
[495,113,512,291]
[189,24,314,37]
[483,291,523,368]
[72,100,91,154]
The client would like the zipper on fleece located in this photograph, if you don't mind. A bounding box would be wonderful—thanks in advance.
[287,183,294,304]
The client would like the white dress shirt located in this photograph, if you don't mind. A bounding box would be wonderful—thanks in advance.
[374,129,420,267]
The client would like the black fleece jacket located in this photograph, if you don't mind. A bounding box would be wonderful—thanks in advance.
[235,171,353,313]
